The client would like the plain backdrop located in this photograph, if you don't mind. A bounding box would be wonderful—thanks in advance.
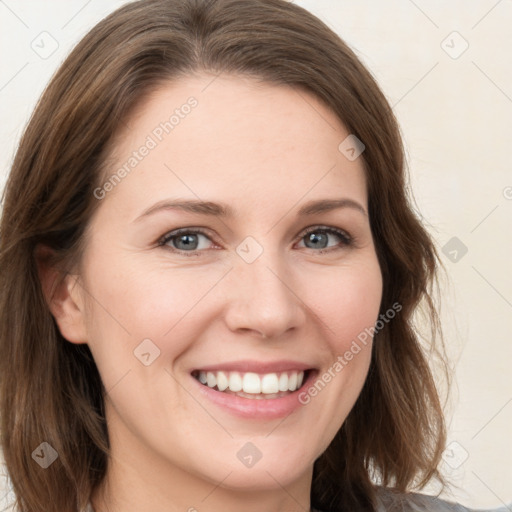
[0,0,511,509]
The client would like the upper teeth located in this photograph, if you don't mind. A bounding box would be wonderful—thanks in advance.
[196,370,305,394]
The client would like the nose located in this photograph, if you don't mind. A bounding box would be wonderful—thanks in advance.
[222,246,307,340]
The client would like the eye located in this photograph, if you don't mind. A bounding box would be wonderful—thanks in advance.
[158,228,216,256]
[158,225,354,257]
[296,226,353,253]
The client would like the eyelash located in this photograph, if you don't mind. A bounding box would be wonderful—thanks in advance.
[158,225,354,257]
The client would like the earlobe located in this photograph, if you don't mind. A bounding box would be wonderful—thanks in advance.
[35,244,88,345]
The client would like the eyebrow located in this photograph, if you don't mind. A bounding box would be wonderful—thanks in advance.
[134,197,368,222]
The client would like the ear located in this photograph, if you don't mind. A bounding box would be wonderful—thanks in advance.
[35,244,88,345]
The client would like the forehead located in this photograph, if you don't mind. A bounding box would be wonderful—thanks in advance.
[100,74,368,219]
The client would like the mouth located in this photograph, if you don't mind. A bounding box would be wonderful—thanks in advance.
[191,368,313,400]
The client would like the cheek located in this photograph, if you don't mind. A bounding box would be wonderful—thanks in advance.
[81,254,228,366]
[291,258,382,446]
[303,259,383,350]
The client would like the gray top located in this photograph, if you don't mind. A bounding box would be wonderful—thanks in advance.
[84,492,511,512]
[373,490,511,512]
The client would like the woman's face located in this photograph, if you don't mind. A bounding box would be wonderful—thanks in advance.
[68,74,382,499]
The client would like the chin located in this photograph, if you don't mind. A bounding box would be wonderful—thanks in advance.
[193,445,314,491]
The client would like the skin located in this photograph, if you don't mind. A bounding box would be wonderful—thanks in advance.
[45,74,383,512]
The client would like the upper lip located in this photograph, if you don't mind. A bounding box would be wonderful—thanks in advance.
[192,360,314,374]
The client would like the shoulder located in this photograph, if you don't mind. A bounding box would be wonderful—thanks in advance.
[374,487,511,512]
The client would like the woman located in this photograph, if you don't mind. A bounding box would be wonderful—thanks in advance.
[0,1,507,511]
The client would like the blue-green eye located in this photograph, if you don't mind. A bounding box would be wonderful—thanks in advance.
[160,228,213,254]
[159,225,353,256]
[297,227,353,252]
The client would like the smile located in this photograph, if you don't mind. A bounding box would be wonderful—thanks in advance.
[192,370,307,399]
[190,360,318,418]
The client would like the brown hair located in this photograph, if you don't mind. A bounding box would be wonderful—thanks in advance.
[0,1,450,511]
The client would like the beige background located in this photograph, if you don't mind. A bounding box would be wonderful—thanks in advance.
[0,0,511,509]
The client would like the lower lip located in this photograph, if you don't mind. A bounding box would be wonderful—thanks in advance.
[192,371,317,420]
